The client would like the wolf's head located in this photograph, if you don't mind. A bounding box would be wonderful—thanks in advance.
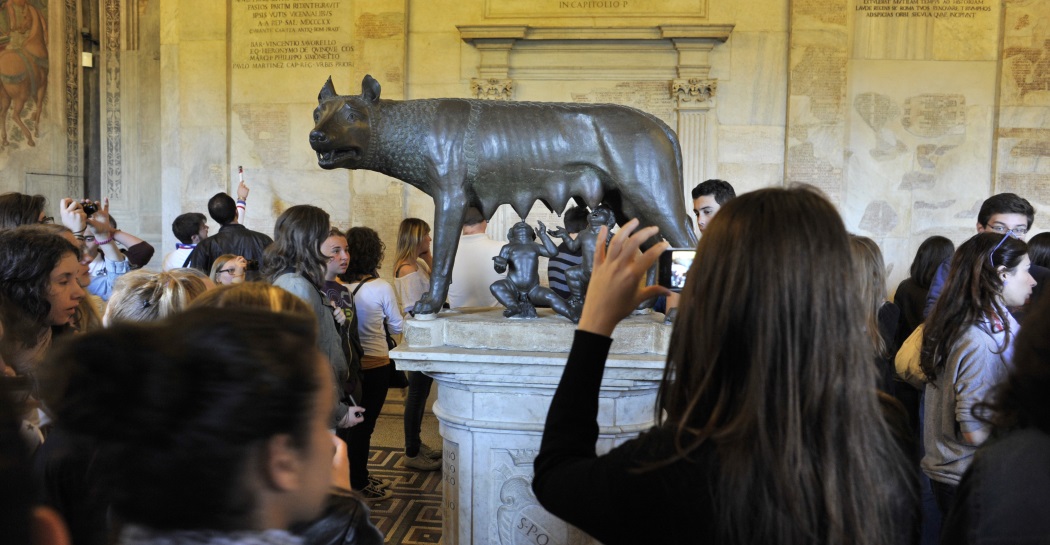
[309,75,381,170]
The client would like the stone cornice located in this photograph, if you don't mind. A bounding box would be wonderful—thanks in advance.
[458,24,733,43]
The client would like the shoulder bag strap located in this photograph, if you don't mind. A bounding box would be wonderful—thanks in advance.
[349,276,376,299]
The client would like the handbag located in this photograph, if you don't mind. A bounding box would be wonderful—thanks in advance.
[383,316,409,388]
[894,324,927,390]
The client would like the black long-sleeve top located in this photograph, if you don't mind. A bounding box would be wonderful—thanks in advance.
[532,330,718,545]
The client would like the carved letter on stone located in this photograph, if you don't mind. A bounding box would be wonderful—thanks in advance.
[672,78,717,105]
[471,78,514,101]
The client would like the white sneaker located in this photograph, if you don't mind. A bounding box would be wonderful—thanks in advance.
[419,442,443,460]
[403,454,442,471]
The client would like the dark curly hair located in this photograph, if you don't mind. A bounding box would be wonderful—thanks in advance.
[342,226,385,279]
[0,192,47,231]
[0,226,81,347]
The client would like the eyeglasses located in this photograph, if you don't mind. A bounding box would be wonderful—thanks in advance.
[218,268,243,275]
[990,231,1015,267]
[40,216,54,224]
[988,224,1027,236]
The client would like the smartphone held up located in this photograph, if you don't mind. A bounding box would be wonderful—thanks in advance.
[658,248,696,292]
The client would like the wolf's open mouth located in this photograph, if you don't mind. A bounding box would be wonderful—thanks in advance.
[316,148,359,165]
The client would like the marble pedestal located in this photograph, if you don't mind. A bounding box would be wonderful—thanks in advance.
[393,308,670,545]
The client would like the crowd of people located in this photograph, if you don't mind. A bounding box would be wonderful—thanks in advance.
[532,185,1049,545]
[2,179,1048,545]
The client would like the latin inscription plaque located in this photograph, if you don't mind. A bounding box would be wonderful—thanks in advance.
[855,0,993,19]
[231,0,354,71]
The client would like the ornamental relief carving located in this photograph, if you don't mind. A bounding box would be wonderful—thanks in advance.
[672,78,717,106]
[65,0,80,176]
[472,78,514,101]
[104,0,122,198]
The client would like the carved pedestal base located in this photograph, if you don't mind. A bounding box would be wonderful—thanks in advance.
[394,309,669,545]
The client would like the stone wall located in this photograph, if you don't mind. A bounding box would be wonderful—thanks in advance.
[788,0,1017,290]
[996,0,1050,210]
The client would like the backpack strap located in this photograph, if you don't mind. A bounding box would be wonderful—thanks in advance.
[349,276,376,299]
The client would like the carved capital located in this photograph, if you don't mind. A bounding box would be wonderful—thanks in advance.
[471,78,514,101]
[672,78,717,106]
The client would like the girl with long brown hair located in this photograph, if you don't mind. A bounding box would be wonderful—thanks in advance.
[920,231,1035,513]
[263,205,356,432]
[941,287,1050,542]
[533,187,916,545]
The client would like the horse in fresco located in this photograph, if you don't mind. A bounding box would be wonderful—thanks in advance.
[0,0,49,148]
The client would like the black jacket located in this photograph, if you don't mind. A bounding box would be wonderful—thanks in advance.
[184,224,272,281]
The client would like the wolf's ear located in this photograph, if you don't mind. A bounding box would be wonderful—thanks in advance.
[318,77,337,102]
[362,75,381,103]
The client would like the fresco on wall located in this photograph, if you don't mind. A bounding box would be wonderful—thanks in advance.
[997,1,1050,203]
[0,0,48,149]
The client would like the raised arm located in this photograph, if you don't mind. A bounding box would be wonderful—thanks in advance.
[536,221,559,258]
[236,179,249,224]
[532,220,671,541]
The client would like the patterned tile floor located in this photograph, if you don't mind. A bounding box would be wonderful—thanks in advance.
[364,444,444,544]
[367,391,444,544]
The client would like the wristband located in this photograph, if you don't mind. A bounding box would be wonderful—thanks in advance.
[93,235,113,245]
[236,200,246,208]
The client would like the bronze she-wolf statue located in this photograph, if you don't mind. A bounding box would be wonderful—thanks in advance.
[309,74,697,316]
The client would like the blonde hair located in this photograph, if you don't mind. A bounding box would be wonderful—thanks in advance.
[75,297,104,334]
[189,282,313,321]
[209,254,239,284]
[393,218,430,274]
[850,235,890,358]
[105,269,214,325]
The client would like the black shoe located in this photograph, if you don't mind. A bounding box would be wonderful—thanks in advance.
[358,483,393,500]
[368,475,391,490]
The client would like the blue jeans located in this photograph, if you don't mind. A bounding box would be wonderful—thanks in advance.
[403,371,433,457]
